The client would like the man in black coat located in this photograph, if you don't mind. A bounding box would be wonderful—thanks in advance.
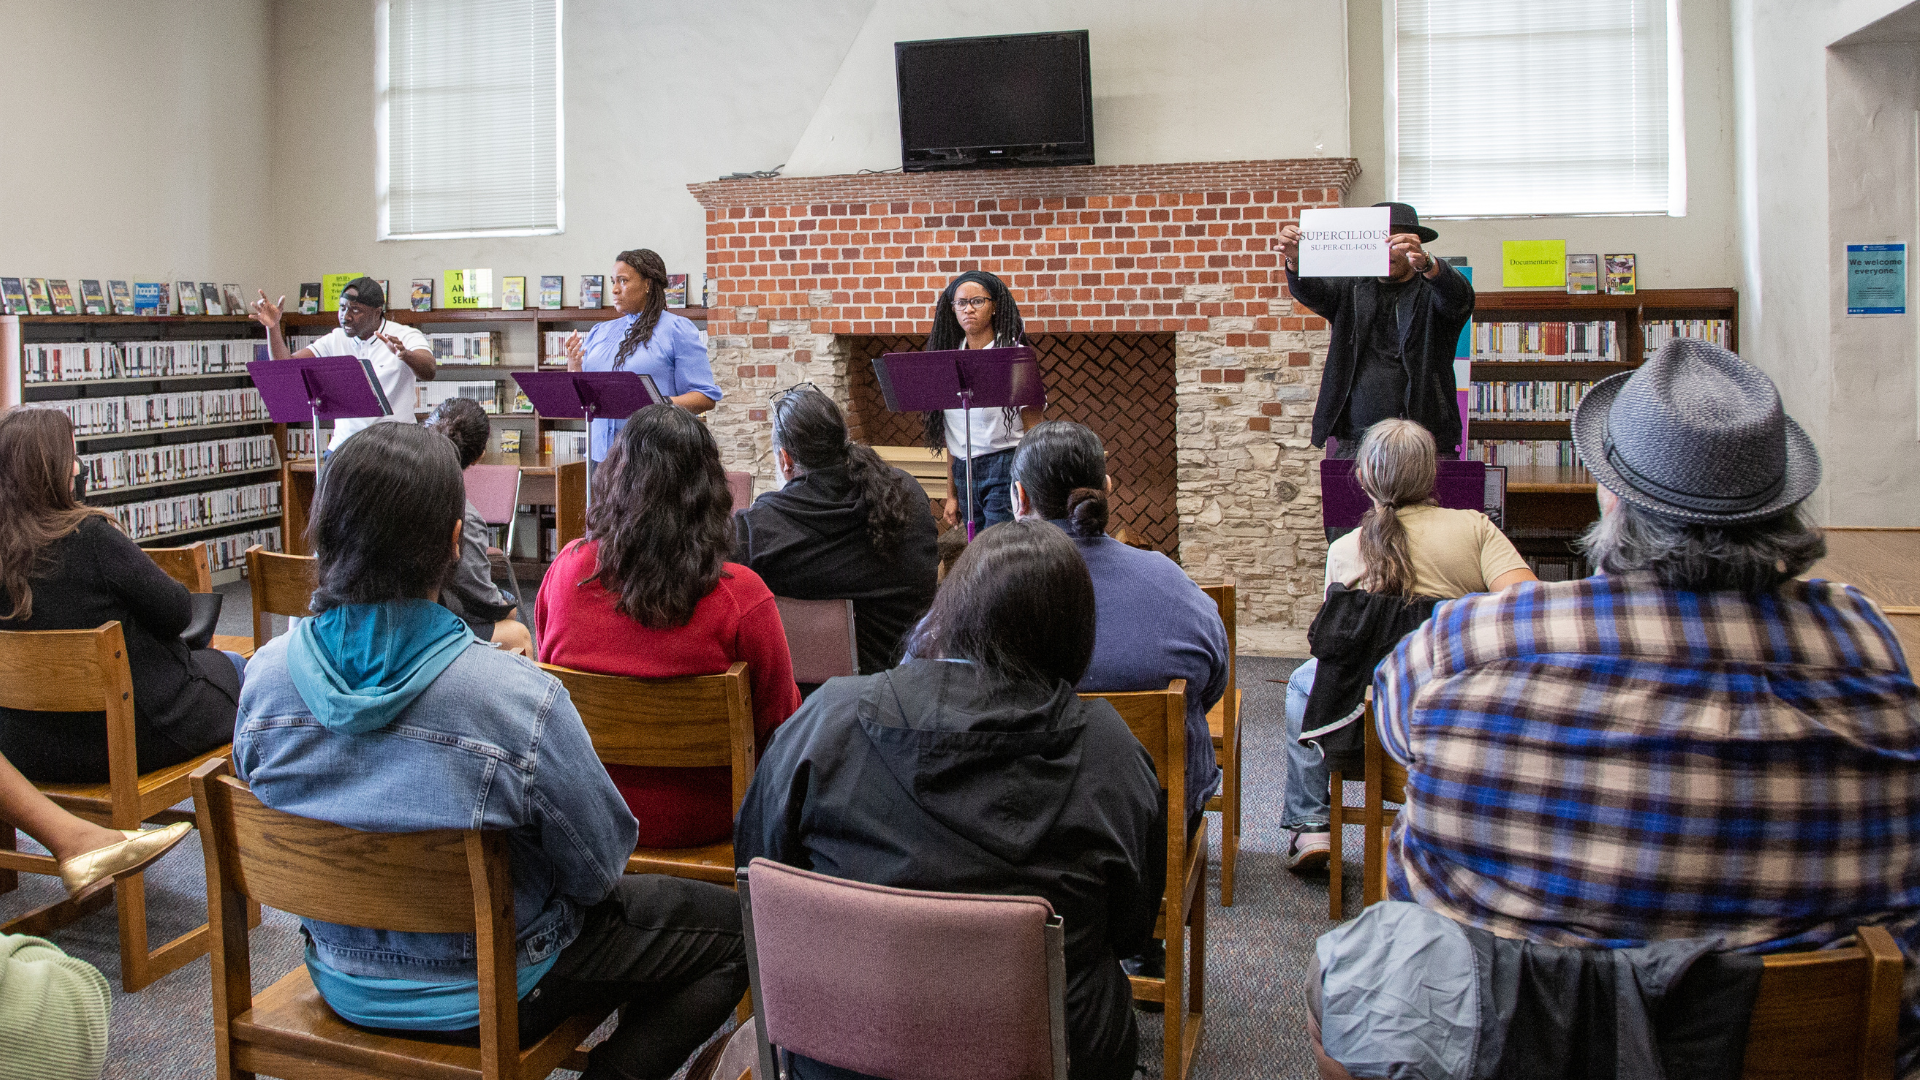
[1279,202,1476,457]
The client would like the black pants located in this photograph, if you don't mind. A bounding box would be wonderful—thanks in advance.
[366,875,748,1080]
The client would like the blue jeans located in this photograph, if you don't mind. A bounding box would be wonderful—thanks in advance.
[222,650,248,686]
[1284,658,1331,830]
[958,447,1016,531]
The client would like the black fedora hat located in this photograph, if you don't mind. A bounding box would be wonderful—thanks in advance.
[1571,338,1820,524]
[1372,202,1437,243]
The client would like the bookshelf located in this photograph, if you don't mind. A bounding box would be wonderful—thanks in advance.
[0,313,283,585]
[1466,288,1739,578]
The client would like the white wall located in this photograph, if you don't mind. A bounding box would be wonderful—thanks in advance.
[783,0,1351,176]
[0,0,275,291]
[1347,0,1740,289]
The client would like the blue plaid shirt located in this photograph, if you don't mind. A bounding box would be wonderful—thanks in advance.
[1376,572,1920,1056]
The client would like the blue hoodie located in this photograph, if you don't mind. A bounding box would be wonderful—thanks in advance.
[286,600,473,734]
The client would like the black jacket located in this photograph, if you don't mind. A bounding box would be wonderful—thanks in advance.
[733,464,939,674]
[1287,261,1476,450]
[1300,585,1439,773]
[0,516,240,781]
[735,660,1164,1080]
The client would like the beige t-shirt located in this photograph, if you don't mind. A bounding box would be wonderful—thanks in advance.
[1324,504,1529,599]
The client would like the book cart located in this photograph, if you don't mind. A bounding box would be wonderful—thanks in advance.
[0,313,282,586]
[1466,288,1738,578]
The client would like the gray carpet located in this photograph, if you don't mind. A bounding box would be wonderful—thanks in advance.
[12,603,1358,1078]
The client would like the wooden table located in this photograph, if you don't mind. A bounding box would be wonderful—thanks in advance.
[1805,527,1920,659]
[282,451,586,558]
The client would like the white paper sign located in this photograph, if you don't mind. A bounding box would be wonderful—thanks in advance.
[1297,206,1392,277]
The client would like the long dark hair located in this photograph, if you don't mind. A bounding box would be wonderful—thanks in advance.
[613,249,670,367]
[585,404,733,628]
[1011,420,1109,540]
[921,270,1028,451]
[1354,419,1437,597]
[424,397,490,469]
[310,423,466,611]
[905,519,1096,688]
[0,407,116,621]
[771,385,918,557]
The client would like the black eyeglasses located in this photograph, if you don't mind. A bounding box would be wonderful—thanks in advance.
[952,296,992,311]
[770,381,819,409]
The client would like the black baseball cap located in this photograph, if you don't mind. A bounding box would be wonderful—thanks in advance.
[339,276,385,309]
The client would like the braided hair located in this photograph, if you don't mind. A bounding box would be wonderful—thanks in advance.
[613,249,670,368]
[921,270,1028,452]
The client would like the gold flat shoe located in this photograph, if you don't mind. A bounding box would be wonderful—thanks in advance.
[58,821,192,897]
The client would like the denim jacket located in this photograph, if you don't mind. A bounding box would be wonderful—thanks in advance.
[232,634,638,981]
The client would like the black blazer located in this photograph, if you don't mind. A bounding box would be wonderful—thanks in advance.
[0,516,239,781]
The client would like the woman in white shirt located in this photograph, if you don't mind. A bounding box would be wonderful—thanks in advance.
[920,271,1044,531]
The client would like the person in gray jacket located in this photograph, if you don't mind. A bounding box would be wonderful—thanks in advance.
[234,422,745,1080]
[423,397,532,655]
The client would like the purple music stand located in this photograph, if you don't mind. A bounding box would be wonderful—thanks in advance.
[247,353,393,473]
[873,346,1045,539]
[1320,458,1493,530]
[510,371,664,509]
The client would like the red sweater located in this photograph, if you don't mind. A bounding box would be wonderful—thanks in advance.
[536,541,801,848]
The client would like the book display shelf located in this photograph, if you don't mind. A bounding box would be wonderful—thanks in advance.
[0,314,283,585]
[1465,288,1739,578]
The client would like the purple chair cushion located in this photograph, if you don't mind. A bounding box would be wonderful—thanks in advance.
[463,464,522,528]
[727,471,754,513]
[774,597,858,683]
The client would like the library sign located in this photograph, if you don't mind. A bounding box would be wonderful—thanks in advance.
[1297,206,1391,277]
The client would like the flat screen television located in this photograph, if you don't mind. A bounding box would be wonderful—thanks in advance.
[895,30,1094,172]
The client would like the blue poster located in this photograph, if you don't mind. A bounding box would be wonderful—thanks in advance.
[1847,244,1906,315]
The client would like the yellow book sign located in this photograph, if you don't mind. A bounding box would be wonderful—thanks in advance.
[321,273,368,311]
[1501,241,1567,288]
[442,269,493,309]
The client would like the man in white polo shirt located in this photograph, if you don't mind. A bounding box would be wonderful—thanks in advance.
[250,277,434,450]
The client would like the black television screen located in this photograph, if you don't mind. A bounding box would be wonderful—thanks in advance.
[895,30,1094,171]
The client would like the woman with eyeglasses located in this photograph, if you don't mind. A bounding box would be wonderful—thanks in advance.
[921,271,1045,531]
[560,248,722,465]
[536,404,800,849]
[734,384,938,677]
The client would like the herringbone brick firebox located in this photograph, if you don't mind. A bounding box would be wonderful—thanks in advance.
[689,158,1362,649]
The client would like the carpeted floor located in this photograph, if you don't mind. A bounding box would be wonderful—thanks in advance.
[11,596,1364,1078]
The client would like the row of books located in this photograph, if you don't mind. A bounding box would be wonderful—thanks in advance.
[28,388,269,437]
[206,526,284,573]
[541,331,580,367]
[1525,555,1590,582]
[1466,439,1587,470]
[1469,381,1598,421]
[1644,319,1731,350]
[432,333,502,365]
[414,382,536,416]
[1472,321,1621,362]
[79,434,279,493]
[22,339,258,384]
[111,480,281,542]
[300,271,713,314]
[2,278,248,317]
[544,430,589,460]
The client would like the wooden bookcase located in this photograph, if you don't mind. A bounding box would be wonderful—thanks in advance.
[1467,288,1740,574]
[0,313,278,585]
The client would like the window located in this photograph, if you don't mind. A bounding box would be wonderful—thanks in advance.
[1390,0,1684,218]
[377,0,563,240]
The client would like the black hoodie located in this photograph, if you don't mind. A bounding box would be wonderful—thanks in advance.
[733,463,939,675]
[736,659,1164,1080]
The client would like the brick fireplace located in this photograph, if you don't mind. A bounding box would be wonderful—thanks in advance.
[688,159,1361,651]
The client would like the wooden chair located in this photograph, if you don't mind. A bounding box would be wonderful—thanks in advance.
[190,758,610,1080]
[555,460,587,556]
[148,541,213,593]
[245,545,316,654]
[1079,681,1205,1080]
[1741,925,1904,1080]
[0,622,227,990]
[1197,580,1241,906]
[1328,695,1407,918]
[539,662,756,885]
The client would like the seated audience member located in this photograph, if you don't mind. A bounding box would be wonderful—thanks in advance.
[537,404,800,848]
[1282,418,1533,871]
[234,423,745,1080]
[1011,420,1228,828]
[736,520,1164,1080]
[421,398,533,656]
[1313,340,1920,1076]
[733,383,938,675]
[0,407,242,782]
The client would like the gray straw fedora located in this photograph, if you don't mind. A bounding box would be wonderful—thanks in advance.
[1571,337,1820,524]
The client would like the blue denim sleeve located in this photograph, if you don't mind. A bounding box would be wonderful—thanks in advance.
[527,681,639,907]
[1373,615,1433,768]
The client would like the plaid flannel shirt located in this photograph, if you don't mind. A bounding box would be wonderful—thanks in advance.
[1376,571,1920,961]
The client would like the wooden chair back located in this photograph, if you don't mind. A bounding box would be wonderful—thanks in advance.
[245,545,316,651]
[1360,699,1409,908]
[1197,579,1241,906]
[147,542,212,593]
[1742,925,1904,1080]
[555,459,587,554]
[190,759,597,1079]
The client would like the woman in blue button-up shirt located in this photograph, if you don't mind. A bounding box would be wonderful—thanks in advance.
[564,248,723,462]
